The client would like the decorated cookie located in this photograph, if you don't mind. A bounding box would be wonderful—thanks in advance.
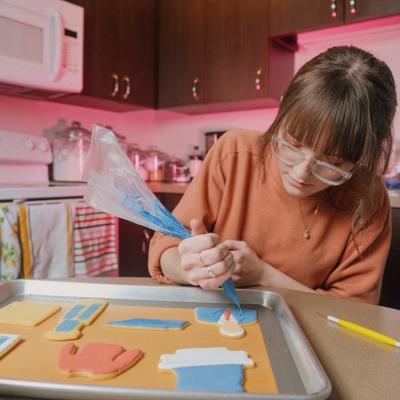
[45,299,107,341]
[107,317,189,330]
[159,347,254,392]
[218,309,245,338]
[0,333,22,359]
[0,301,61,326]
[58,342,143,380]
[194,307,257,326]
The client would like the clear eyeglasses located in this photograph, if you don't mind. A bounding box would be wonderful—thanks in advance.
[271,134,353,186]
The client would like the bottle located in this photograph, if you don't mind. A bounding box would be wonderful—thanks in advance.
[189,145,203,180]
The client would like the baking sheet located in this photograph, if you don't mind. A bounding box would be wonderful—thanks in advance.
[0,280,331,399]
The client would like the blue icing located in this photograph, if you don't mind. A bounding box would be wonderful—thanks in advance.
[55,319,81,332]
[77,304,102,320]
[221,279,242,314]
[107,318,188,329]
[174,365,244,392]
[195,307,257,325]
[63,304,85,319]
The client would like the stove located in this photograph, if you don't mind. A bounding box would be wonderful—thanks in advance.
[0,128,86,201]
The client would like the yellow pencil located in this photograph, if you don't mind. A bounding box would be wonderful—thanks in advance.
[327,315,400,348]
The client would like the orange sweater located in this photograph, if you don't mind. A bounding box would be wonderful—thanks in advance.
[148,129,391,304]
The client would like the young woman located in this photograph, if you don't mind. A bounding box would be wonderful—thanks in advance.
[148,46,397,304]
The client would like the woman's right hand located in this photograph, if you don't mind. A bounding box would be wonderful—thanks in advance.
[177,219,235,289]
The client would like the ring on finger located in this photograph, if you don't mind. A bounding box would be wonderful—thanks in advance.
[198,251,206,267]
[206,265,217,278]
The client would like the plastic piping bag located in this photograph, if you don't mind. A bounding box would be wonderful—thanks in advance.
[83,125,242,312]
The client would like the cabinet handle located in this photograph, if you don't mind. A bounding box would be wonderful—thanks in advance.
[122,76,131,100]
[111,73,119,97]
[255,68,262,92]
[349,0,357,14]
[192,77,200,101]
[330,0,338,18]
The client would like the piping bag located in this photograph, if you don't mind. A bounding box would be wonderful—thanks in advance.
[82,125,242,312]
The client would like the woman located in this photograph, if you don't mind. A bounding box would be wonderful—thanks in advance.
[148,46,397,304]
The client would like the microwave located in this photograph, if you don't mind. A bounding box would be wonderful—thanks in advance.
[0,0,83,98]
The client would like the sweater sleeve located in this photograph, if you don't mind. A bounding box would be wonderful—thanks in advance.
[315,189,391,304]
[147,133,228,283]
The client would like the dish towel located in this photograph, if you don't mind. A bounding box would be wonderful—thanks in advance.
[0,205,21,280]
[19,203,74,279]
[72,204,118,277]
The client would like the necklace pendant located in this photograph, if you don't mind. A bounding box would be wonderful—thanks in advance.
[303,230,310,240]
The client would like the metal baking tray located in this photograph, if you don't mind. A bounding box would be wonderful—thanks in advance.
[0,280,331,400]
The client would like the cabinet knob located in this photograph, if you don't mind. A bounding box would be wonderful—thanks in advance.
[349,0,357,14]
[122,76,131,100]
[255,68,262,92]
[111,74,119,98]
[330,0,338,18]
[192,77,200,101]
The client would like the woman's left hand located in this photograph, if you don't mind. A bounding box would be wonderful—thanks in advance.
[223,240,268,287]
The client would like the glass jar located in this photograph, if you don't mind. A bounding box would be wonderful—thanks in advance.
[52,121,91,181]
[127,143,148,181]
[175,163,190,183]
[144,145,166,182]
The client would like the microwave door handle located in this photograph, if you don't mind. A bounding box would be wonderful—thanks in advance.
[51,10,64,82]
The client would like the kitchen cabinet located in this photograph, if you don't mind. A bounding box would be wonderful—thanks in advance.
[345,0,400,23]
[119,192,183,277]
[270,0,400,37]
[59,0,156,111]
[158,0,294,112]
[380,207,400,310]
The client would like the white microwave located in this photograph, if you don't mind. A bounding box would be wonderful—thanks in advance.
[0,0,83,98]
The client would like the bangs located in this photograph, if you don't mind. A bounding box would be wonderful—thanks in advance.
[278,73,375,165]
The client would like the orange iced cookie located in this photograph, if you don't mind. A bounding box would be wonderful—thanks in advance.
[58,342,143,380]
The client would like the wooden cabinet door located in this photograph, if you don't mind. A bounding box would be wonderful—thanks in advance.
[119,219,154,277]
[158,0,205,108]
[344,0,400,23]
[269,0,345,37]
[116,0,157,107]
[380,208,400,310]
[69,0,119,100]
[118,193,183,277]
[64,0,156,109]
[203,0,270,103]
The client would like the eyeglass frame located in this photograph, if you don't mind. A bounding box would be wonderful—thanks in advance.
[271,134,354,186]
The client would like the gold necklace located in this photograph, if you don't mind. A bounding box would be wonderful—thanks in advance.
[299,198,323,240]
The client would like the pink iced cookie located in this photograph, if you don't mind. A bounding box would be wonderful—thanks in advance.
[57,342,143,380]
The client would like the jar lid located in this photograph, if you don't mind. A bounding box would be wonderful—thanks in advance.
[56,121,91,141]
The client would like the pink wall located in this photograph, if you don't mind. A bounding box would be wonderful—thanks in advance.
[0,16,399,161]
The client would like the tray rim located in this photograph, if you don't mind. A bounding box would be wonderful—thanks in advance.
[0,279,332,400]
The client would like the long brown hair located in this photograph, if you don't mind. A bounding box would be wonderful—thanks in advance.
[260,46,397,236]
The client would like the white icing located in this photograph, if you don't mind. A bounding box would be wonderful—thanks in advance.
[0,333,21,353]
[159,347,254,369]
[217,313,238,324]
[219,321,245,338]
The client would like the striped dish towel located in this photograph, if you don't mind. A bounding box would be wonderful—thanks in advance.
[73,205,118,277]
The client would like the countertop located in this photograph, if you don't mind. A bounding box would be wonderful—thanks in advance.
[3,277,399,400]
